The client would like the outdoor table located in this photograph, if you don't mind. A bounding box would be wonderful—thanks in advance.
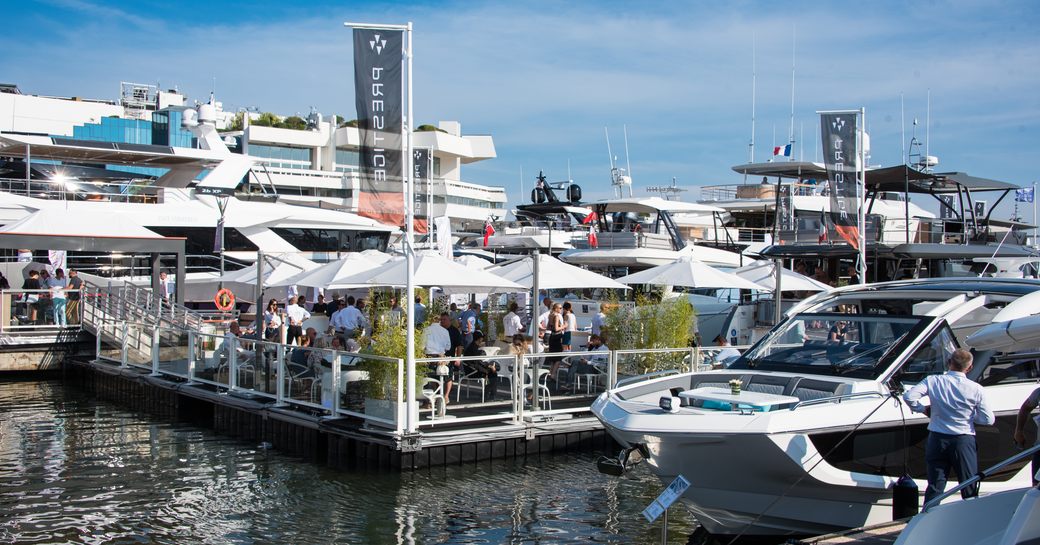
[678,387,798,411]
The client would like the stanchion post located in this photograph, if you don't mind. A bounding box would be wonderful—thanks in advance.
[187,331,197,382]
[151,326,161,376]
[229,337,238,390]
[275,343,286,406]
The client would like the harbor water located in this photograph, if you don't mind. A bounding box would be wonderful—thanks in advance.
[0,379,699,544]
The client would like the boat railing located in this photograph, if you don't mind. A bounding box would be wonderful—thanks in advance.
[569,230,673,251]
[611,346,753,388]
[0,177,161,203]
[922,442,1040,512]
[699,182,821,202]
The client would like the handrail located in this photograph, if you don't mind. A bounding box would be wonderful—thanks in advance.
[922,442,1040,512]
[614,369,682,388]
[788,391,887,410]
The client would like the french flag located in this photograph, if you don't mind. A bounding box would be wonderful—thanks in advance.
[773,144,792,157]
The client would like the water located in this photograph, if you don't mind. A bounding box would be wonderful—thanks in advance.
[0,379,699,544]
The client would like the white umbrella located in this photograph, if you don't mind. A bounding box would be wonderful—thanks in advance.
[270,253,382,289]
[490,253,629,290]
[454,254,493,270]
[217,253,318,286]
[335,250,524,293]
[615,256,765,291]
[359,249,394,264]
[734,260,831,292]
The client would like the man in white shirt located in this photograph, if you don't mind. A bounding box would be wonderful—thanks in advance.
[904,348,995,504]
[330,296,368,339]
[423,312,452,357]
[712,335,741,368]
[503,302,522,338]
[591,308,606,336]
[284,296,311,345]
[537,297,552,341]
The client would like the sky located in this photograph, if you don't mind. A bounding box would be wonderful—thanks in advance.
[3,0,1040,219]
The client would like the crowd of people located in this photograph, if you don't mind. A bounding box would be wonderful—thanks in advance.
[7,267,83,326]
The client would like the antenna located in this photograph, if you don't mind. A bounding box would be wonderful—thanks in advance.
[605,127,614,170]
[749,33,756,165]
[789,25,796,162]
[925,89,931,170]
[645,177,687,201]
[623,125,632,196]
[520,165,525,203]
[567,159,572,182]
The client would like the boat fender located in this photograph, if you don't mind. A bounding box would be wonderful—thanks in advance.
[892,474,919,520]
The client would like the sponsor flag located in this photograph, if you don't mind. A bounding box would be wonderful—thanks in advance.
[214,217,224,253]
[773,144,792,157]
[354,28,405,227]
[483,218,496,246]
[413,148,430,233]
[820,112,860,249]
[581,211,599,225]
[776,184,793,231]
[1016,187,1034,203]
[818,209,828,243]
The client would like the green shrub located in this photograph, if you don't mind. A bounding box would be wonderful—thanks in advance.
[603,295,695,375]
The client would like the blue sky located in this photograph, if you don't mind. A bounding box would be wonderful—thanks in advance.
[3,0,1040,218]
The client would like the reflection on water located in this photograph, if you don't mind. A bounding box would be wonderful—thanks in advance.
[0,379,697,544]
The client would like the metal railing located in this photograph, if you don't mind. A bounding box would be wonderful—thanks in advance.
[0,288,83,332]
[0,176,160,202]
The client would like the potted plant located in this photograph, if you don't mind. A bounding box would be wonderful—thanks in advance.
[729,378,742,395]
[358,317,424,426]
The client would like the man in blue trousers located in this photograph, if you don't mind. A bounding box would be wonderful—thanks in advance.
[904,348,995,504]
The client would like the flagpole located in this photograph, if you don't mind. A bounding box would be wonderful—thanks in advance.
[1033,181,1037,249]
[859,107,867,284]
[347,19,416,432]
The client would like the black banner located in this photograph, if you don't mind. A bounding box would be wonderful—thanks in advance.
[776,184,793,231]
[820,112,860,249]
[354,28,404,227]
[413,148,430,232]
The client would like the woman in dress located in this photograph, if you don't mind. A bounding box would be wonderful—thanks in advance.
[546,303,566,381]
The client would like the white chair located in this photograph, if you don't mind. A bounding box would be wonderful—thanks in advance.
[422,377,445,418]
[456,367,487,403]
[523,368,552,410]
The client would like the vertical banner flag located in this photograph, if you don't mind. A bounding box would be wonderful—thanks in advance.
[354,28,405,227]
[776,184,793,231]
[938,195,955,220]
[413,148,430,233]
[820,112,861,249]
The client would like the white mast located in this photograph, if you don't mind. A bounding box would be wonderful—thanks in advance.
[749,33,757,165]
[623,124,633,197]
[788,26,796,162]
[859,107,867,284]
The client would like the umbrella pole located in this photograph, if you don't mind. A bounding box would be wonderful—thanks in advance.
[773,258,783,326]
[529,250,540,411]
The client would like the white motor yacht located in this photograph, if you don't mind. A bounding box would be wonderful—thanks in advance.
[592,277,1040,539]
[559,197,743,270]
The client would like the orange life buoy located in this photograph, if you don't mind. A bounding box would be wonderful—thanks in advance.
[214,288,236,312]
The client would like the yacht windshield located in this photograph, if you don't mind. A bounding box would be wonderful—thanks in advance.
[729,313,931,379]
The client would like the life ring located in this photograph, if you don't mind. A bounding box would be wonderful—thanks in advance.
[214,288,236,312]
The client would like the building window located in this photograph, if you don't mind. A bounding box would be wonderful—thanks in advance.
[433,156,441,176]
[250,144,312,169]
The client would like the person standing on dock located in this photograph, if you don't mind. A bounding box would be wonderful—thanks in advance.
[65,269,82,324]
[414,295,427,327]
[904,348,995,504]
[285,296,310,345]
[48,268,68,327]
[503,302,522,338]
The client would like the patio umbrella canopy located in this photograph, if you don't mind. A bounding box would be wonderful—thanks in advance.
[217,253,318,286]
[490,253,630,291]
[734,260,832,292]
[335,250,524,293]
[615,256,765,291]
[270,253,383,289]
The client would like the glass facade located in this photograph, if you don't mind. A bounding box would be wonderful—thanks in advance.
[431,194,498,208]
[250,144,312,169]
[334,148,359,172]
[65,108,195,178]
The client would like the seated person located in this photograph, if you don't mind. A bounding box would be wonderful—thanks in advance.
[463,331,498,400]
[712,335,741,368]
[828,320,849,344]
[564,334,609,386]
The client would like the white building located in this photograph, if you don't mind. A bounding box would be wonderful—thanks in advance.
[0,82,508,233]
